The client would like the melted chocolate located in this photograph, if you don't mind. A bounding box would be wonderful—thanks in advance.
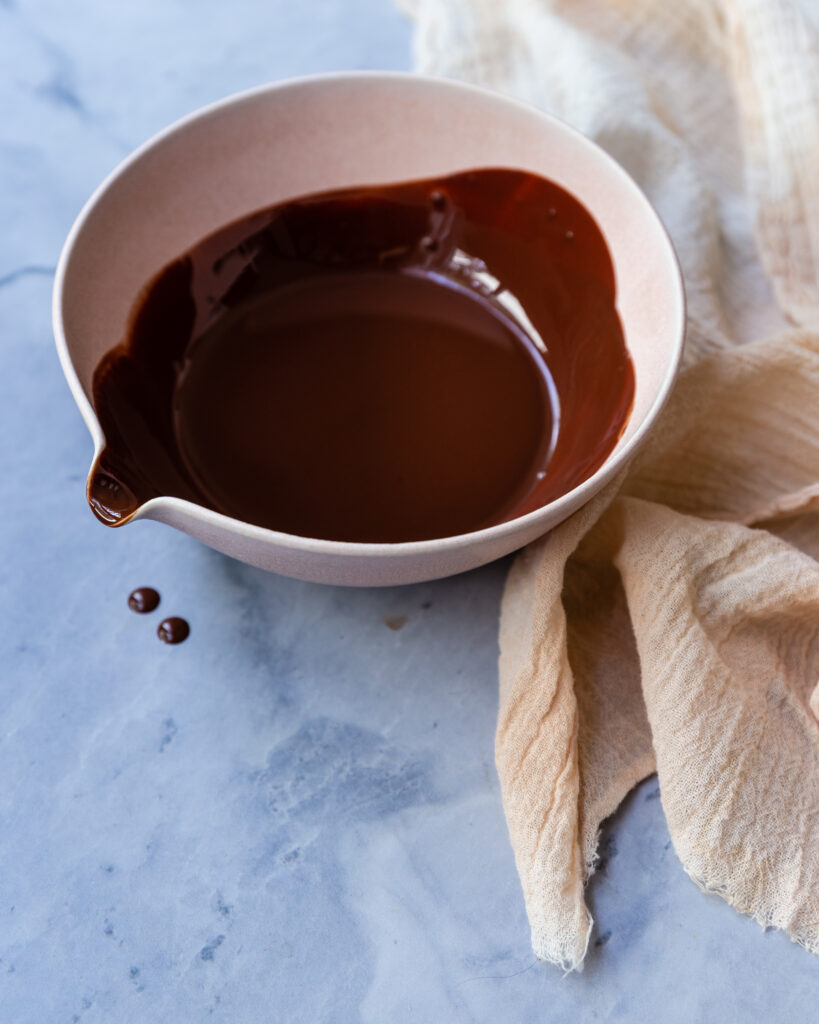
[128,587,160,613]
[90,168,634,543]
[157,617,190,645]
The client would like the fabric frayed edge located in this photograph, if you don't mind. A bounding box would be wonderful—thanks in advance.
[530,907,594,975]
[682,863,819,957]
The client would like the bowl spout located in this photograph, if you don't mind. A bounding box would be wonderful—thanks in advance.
[87,461,142,526]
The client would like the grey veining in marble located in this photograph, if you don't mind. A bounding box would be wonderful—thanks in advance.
[1,2,816,1021]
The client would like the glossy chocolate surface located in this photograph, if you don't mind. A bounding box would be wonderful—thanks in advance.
[89,168,633,543]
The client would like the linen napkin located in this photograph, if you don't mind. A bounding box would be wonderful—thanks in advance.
[402,0,819,969]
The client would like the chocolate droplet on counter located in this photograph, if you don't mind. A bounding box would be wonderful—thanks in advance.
[128,587,160,613]
[157,617,190,644]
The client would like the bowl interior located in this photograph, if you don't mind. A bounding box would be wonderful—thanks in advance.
[57,73,682,527]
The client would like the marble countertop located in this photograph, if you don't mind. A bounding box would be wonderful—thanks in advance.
[1,2,815,1021]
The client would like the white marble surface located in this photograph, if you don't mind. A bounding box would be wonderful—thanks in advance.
[1,2,816,1021]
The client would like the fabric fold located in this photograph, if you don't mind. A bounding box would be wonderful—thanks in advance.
[406,0,819,969]
[611,497,819,953]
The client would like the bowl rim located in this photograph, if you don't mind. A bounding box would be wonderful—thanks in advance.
[53,69,685,559]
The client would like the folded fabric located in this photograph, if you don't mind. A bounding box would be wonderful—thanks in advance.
[403,0,819,969]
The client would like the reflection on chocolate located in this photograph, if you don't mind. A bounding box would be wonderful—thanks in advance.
[90,168,634,543]
[157,617,189,644]
[128,587,160,613]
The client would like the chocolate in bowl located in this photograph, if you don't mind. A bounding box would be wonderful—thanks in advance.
[53,73,684,585]
[89,168,634,544]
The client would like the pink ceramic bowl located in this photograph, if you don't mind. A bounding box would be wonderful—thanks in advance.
[53,72,684,586]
